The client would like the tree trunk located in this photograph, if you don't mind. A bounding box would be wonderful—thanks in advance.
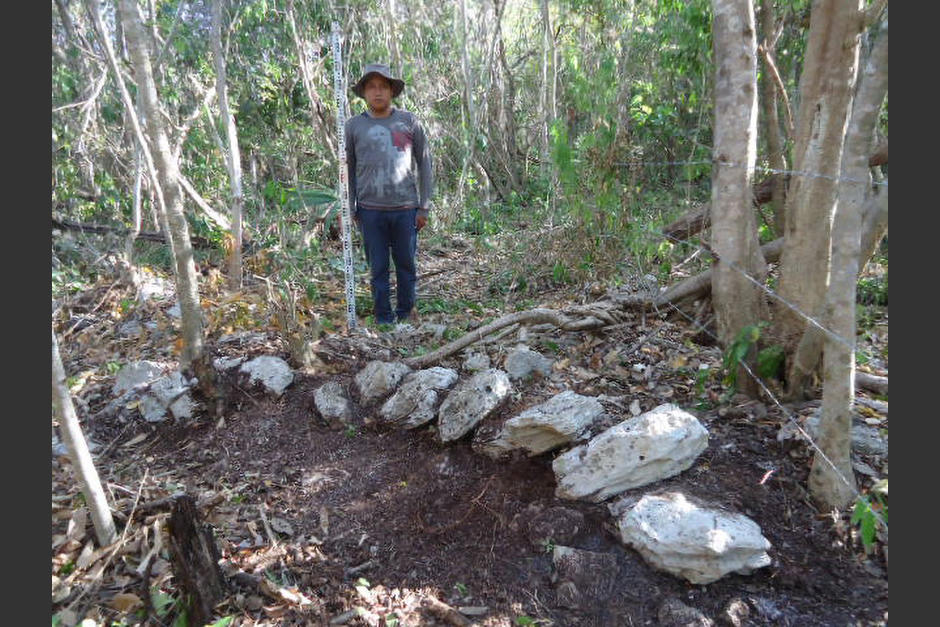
[119,0,204,368]
[759,0,788,237]
[285,0,336,156]
[86,0,178,271]
[710,0,768,396]
[774,0,865,398]
[52,328,117,547]
[810,14,887,510]
[539,0,553,177]
[385,0,402,72]
[166,494,227,626]
[859,181,887,269]
[456,0,476,205]
[211,0,244,291]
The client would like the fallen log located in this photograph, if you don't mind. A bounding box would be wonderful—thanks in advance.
[855,372,888,396]
[52,217,214,248]
[663,177,782,241]
[404,238,785,370]
[665,144,886,242]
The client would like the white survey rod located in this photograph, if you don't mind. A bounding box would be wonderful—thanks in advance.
[332,22,357,329]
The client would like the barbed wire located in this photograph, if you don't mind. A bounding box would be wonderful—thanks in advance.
[617,195,889,529]
[659,296,888,532]
[608,158,888,188]
[651,224,858,354]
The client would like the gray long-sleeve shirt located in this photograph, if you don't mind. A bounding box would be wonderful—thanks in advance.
[345,107,433,219]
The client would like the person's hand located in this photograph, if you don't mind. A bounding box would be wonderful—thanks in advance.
[416,214,428,231]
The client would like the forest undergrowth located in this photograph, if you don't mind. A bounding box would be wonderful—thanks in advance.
[52,202,889,626]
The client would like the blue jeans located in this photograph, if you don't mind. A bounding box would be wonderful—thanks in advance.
[357,208,418,324]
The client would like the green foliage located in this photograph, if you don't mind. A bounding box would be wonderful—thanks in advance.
[721,323,763,389]
[851,479,887,554]
[856,274,888,306]
[149,589,177,620]
[756,344,785,381]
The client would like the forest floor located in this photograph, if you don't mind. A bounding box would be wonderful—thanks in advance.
[52,231,889,626]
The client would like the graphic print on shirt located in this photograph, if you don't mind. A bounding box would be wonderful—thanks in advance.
[359,121,413,200]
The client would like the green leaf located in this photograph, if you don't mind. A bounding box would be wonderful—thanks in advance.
[756,345,785,380]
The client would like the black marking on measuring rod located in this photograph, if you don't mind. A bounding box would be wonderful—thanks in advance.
[332,22,357,329]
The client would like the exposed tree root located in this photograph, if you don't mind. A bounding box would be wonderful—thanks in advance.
[404,238,785,369]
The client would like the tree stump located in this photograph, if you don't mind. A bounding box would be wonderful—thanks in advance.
[167,494,227,625]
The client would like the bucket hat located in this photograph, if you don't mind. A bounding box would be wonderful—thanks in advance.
[351,63,405,98]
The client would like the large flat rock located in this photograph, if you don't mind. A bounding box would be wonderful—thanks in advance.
[617,492,772,585]
[553,403,708,502]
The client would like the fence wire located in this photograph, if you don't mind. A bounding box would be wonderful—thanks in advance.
[614,169,889,531]
[610,158,889,188]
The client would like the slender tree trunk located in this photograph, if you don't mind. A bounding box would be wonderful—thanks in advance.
[386,0,401,73]
[810,14,887,509]
[774,0,865,398]
[539,0,552,177]
[710,0,768,396]
[759,0,787,237]
[859,182,887,270]
[285,0,336,156]
[124,142,143,273]
[85,0,179,273]
[119,0,204,368]
[53,328,117,547]
[456,0,476,204]
[211,0,244,291]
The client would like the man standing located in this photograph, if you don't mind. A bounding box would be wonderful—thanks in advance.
[346,63,433,326]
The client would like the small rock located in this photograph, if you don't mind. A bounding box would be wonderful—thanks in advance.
[380,367,459,428]
[438,369,512,442]
[213,356,246,371]
[315,381,354,427]
[463,351,491,373]
[504,345,553,381]
[113,361,168,396]
[551,546,619,609]
[118,320,143,337]
[526,507,584,547]
[658,597,713,627]
[240,355,294,397]
[355,360,412,405]
[618,492,772,585]
[481,390,604,457]
[553,404,709,502]
[719,598,750,627]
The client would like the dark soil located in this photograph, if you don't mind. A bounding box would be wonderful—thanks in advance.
[55,326,888,626]
[52,240,889,626]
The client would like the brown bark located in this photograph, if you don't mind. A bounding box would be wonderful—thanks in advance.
[167,494,227,626]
